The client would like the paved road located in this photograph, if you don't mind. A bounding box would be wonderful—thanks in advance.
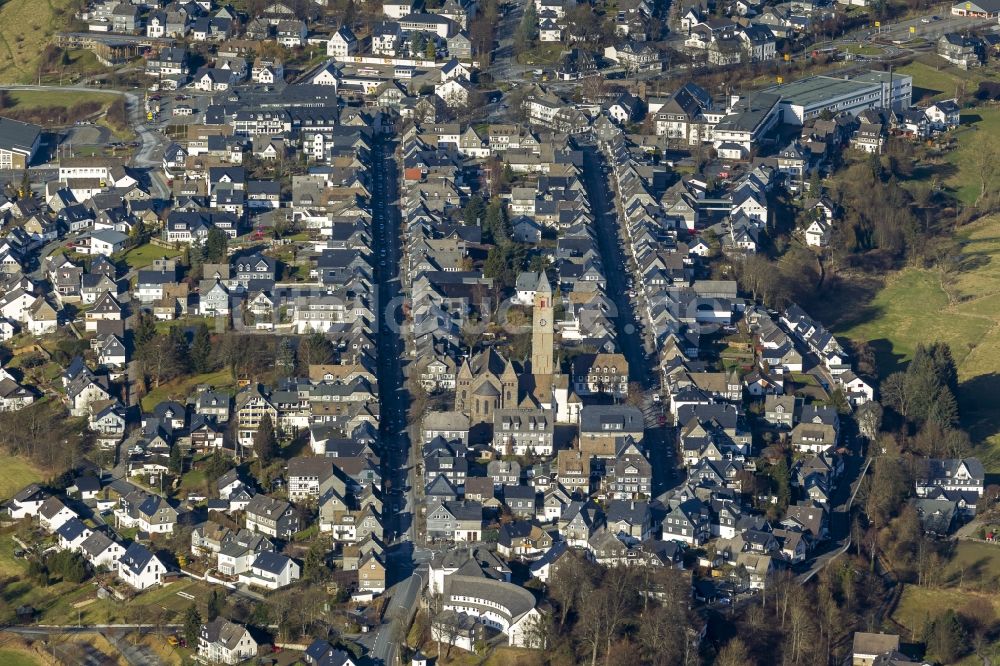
[796,454,871,583]
[0,84,171,198]
[579,143,676,495]
[487,0,531,88]
[366,130,417,666]
[365,570,425,666]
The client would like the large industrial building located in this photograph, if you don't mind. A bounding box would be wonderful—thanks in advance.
[0,117,42,170]
[761,70,913,125]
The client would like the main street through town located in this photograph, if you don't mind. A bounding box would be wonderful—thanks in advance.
[363,130,422,666]
[579,145,676,497]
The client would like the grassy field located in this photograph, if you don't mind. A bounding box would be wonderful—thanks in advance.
[834,269,992,375]
[940,541,1000,590]
[6,89,118,110]
[0,454,44,501]
[0,649,43,666]
[892,586,1000,637]
[892,543,1000,663]
[0,529,216,625]
[119,244,182,271]
[940,107,1000,206]
[897,59,992,104]
[0,0,78,82]
[140,369,233,412]
[516,43,565,66]
[843,44,884,56]
[833,214,1000,467]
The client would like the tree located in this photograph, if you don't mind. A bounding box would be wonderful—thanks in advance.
[207,589,224,621]
[203,452,235,485]
[856,401,883,442]
[137,333,186,388]
[715,637,753,666]
[971,134,1000,208]
[168,443,183,475]
[133,311,157,350]
[275,337,296,379]
[483,197,511,245]
[411,32,427,58]
[297,332,333,373]
[926,609,967,664]
[188,239,206,281]
[303,540,331,582]
[183,604,202,648]
[463,194,486,227]
[548,553,595,631]
[575,567,639,666]
[515,1,538,51]
[960,597,996,656]
[254,413,279,463]
[191,323,214,374]
[205,227,229,263]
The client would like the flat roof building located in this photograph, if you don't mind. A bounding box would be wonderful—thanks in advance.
[0,117,42,169]
[762,70,912,125]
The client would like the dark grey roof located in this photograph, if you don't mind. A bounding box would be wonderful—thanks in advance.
[56,517,90,541]
[0,117,41,155]
[251,550,293,574]
[120,542,156,574]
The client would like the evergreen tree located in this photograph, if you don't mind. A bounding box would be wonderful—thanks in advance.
[191,323,213,374]
[183,605,202,647]
[133,311,157,350]
[412,32,427,58]
[168,325,190,375]
[463,195,486,227]
[206,589,224,621]
[926,609,967,664]
[515,1,538,50]
[254,413,279,463]
[168,444,183,475]
[188,239,206,280]
[204,451,235,482]
[483,197,511,245]
[303,540,331,582]
[205,228,228,263]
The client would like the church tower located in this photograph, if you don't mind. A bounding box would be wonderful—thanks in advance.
[531,273,554,376]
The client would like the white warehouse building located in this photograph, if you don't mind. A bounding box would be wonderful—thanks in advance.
[761,70,913,126]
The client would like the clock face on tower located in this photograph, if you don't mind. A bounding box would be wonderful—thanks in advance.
[539,319,547,326]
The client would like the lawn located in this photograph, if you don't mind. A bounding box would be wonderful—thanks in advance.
[0,453,44,502]
[891,543,1000,663]
[6,89,119,110]
[0,0,77,82]
[897,59,991,104]
[40,49,109,83]
[843,44,884,56]
[892,586,1000,638]
[516,43,565,66]
[140,369,233,412]
[0,649,42,666]
[832,214,1000,468]
[834,269,991,376]
[119,244,182,271]
[941,107,1000,206]
[0,531,28,577]
[940,541,1000,590]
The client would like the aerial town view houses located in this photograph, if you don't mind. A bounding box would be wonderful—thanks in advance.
[0,0,997,661]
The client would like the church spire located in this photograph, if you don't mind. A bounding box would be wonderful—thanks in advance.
[531,272,554,377]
